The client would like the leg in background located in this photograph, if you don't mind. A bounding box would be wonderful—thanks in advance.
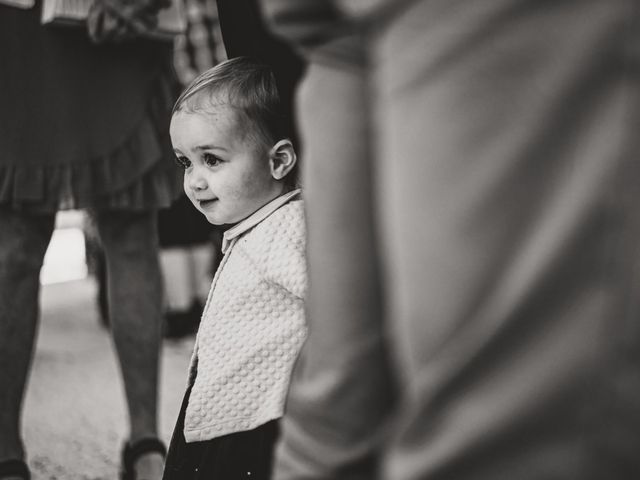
[95,209,164,480]
[0,208,55,475]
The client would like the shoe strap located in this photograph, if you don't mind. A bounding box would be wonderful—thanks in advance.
[123,437,167,472]
[0,459,30,480]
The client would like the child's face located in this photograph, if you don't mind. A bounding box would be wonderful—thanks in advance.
[170,107,284,225]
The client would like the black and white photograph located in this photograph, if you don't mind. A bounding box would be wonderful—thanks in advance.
[1,1,639,479]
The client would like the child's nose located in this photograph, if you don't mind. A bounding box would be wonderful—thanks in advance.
[188,172,207,191]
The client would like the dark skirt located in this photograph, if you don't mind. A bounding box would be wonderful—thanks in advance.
[0,1,182,212]
[163,383,280,480]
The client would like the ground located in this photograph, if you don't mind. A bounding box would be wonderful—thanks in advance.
[22,278,194,480]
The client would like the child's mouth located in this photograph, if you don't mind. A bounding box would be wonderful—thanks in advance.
[199,199,218,209]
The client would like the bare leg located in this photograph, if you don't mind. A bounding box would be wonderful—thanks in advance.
[95,209,164,480]
[0,209,55,478]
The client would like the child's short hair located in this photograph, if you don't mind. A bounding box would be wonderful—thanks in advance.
[173,57,297,169]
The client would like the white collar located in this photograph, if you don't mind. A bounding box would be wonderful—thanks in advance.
[221,188,302,254]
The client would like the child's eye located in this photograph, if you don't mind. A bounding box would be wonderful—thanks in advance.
[174,156,191,169]
[203,153,222,167]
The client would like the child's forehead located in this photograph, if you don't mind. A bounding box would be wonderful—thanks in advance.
[185,89,233,114]
[173,89,264,146]
[173,101,239,132]
[186,90,234,117]
[172,107,262,153]
[203,106,239,130]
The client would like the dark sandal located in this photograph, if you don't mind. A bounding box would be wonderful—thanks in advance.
[120,437,167,480]
[0,459,30,480]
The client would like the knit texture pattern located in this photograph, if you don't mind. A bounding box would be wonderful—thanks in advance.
[184,199,307,442]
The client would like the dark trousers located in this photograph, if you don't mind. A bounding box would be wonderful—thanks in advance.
[163,384,280,480]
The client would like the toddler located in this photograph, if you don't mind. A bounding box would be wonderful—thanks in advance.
[162,56,307,480]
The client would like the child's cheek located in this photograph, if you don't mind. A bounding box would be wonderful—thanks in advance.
[242,168,272,198]
[225,171,256,202]
[182,175,192,197]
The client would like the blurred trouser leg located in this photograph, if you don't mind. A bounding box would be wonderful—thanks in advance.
[371,1,640,478]
[270,1,640,479]
[273,36,395,479]
[160,247,197,314]
[160,245,212,338]
[190,244,215,304]
[160,245,213,314]
[0,209,55,460]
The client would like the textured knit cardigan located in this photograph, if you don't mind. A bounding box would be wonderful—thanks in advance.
[184,194,307,442]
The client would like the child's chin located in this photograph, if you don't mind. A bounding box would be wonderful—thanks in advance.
[204,214,225,226]
[198,207,224,225]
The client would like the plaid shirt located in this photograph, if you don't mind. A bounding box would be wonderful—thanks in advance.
[173,0,226,86]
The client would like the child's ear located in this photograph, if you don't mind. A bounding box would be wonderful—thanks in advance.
[268,139,297,181]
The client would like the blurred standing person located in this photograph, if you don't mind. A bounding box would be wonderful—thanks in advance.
[258,1,640,479]
[0,1,182,480]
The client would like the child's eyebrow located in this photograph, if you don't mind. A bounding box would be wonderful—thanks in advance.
[195,144,228,153]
